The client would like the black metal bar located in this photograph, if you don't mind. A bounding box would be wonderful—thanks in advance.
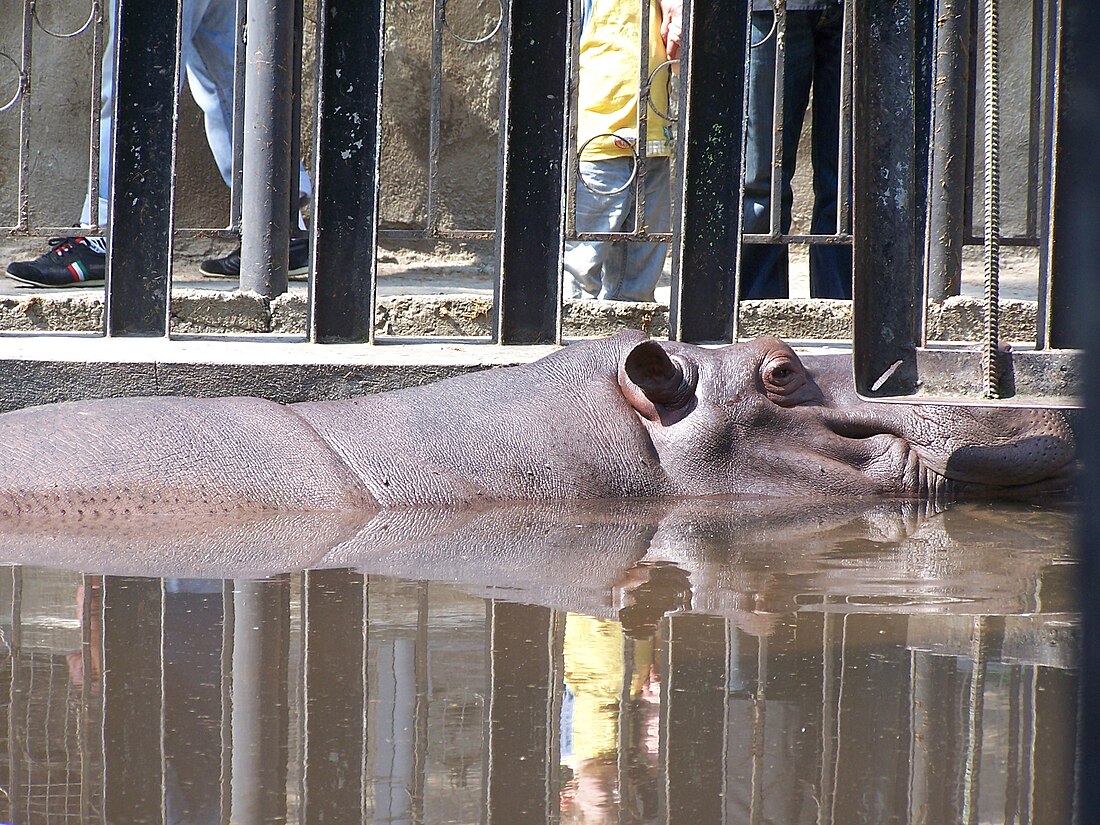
[924,0,970,302]
[851,0,922,397]
[1034,0,1059,350]
[309,0,384,342]
[104,0,179,337]
[486,601,554,824]
[494,0,568,344]
[1053,2,1100,821]
[664,615,726,825]
[669,0,748,344]
[101,576,164,825]
[302,570,367,825]
[1047,1,1087,352]
[239,0,295,297]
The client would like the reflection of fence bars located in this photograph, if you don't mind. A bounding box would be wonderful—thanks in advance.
[0,568,1084,823]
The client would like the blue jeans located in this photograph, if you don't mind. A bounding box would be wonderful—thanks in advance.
[740,7,851,299]
[82,0,311,227]
[564,156,671,302]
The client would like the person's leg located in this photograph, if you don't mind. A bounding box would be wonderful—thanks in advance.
[598,157,670,302]
[564,158,635,299]
[187,0,312,210]
[741,10,819,299]
[80,0,119,227]
[807,4,852,299]
[740,11,783,298]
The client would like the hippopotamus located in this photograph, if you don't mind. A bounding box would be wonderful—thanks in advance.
[0,331,1075,524]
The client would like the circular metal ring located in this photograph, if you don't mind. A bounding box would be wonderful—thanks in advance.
[442,0,504,45]
[0,52,24,113]
[750,1,779,49]
[31,0,97,39]
[645,59,679,123]
[576,133,639,196]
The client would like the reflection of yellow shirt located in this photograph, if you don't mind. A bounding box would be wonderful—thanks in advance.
[577,0,674,160]
[563,613,654,764]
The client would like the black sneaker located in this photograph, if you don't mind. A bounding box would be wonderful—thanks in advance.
[6,236,107,288]
[200,236,310,281]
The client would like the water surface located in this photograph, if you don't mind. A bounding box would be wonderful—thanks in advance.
[0,498,1078,823]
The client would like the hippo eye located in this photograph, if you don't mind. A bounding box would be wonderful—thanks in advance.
[761,353,817,406]
[762,357,800,388]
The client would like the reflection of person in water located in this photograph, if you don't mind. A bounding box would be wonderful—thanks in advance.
[67,577,226,825]
[559,613,661,825]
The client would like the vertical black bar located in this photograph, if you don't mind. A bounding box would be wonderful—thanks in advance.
[101,576,163,825]
[495,0,568,344]
[669,0,748,344]
[310,0,384,342]
[239,0,294,296]
[1055,4,1100,821]
[924,0,969,303]
[664,615,726,825]
[1047,0,1089,351]
[486,601,554,824]
[852,0,922,396]
[229,577,290,824]
[104,0,178,337]
[302,570,366,825]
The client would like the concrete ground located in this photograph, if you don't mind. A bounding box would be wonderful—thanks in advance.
[0,239,1044,302]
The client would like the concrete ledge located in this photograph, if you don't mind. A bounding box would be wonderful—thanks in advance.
[0,335,556,412]
[0,289,1043,343]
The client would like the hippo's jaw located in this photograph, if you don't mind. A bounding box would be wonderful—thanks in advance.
[811,405,1076,502]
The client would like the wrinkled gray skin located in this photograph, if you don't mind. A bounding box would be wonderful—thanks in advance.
[0,330,1075,523]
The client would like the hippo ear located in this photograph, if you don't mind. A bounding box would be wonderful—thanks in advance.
[619,341,697,421]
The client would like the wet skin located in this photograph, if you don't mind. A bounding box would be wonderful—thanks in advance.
[0,331,1076,523]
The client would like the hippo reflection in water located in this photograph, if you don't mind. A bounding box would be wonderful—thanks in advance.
[0,331,1076,523]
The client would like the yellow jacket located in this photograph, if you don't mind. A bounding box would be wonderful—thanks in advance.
[577,0,674,161]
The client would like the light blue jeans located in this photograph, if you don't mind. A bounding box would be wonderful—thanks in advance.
[564,156,671,302]
[82,0,311,228]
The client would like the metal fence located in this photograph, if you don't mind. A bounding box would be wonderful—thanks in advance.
[0,0,1090,401]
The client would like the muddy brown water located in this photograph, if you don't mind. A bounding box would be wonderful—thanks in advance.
[0,498,1079,824]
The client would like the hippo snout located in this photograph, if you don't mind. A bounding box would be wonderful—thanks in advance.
[907,406,1077,494]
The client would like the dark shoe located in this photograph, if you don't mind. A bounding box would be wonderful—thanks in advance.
[5,236,106,288]
[200,237,310,281]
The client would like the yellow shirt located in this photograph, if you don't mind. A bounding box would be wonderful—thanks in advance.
[577,0,674,161]
[563,613,654,764]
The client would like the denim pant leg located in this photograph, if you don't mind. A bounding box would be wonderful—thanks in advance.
[564,158,637,300]
[806,4,851,299]
[740,11,819,299]
[186,0,313,205]
[82,0,311,228]
[81,0,119,226]
[599,157,670,302]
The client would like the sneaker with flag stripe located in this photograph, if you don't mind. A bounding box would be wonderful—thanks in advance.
[5,236,107,288]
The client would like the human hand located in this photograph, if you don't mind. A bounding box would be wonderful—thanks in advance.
[660,0,682,60]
